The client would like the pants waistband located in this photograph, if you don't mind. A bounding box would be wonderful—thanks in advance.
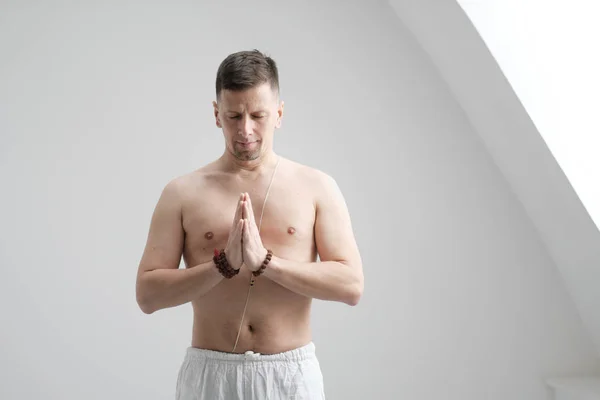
[184,342,316,363]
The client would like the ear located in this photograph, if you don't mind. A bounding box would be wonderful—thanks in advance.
[275,100,284,129]
[212,101,222,128]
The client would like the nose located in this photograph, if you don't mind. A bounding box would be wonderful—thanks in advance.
[238,115,254,137]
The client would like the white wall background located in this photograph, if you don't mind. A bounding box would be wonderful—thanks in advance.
[1,1,598,399]
[457,0,600,233]
[454,0,600,361]
[387,0,600,364]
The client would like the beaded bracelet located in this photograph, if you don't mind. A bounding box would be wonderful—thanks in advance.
[213,249,239,279]
[252,249,273,277]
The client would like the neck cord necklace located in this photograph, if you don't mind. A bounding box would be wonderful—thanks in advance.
[232,155,281,353]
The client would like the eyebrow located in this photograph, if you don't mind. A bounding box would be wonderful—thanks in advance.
[225,110,268,114]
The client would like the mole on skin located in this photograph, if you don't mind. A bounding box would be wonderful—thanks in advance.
[205,232,214,240]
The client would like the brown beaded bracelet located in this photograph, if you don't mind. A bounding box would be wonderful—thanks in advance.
[213,249,239,279]
[252,249,273,277]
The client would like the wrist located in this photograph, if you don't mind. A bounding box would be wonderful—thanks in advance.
[224,247,241,270]
[252,249,273,277]
[261,254,281,277]
[252,248,268,270]
[213,249,239,279]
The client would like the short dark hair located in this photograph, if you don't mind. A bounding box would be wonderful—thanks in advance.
[215,49,280,100]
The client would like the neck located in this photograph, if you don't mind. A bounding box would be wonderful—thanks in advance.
[219,148,279,176]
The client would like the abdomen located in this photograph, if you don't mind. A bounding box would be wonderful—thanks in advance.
[191,270,313,354]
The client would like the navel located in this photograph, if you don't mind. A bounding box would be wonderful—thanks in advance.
[205,231,214,240]
[287,227,296,235]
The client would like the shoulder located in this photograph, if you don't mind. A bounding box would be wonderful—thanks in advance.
[173,159,226,189]
[280,157,341,202]
[279,156,334,183]
[159,163,217,203]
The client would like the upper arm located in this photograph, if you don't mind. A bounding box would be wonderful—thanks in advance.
[137,179,185,277]
[314,172,363,273]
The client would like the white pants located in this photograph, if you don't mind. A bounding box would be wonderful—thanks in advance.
[175,342,326,399]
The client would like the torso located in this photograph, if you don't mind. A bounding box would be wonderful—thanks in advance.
[179,156,318,354]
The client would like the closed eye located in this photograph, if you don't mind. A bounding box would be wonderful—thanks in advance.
[226,114,266,120]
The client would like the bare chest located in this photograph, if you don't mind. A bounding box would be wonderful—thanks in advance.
[180,179,317,265]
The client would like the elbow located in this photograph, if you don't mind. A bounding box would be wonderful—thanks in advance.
[137,297,156,314]
[137,291,156,314]
[346,291,362,306]
[345,282,363,307]
[136,277,156,314]
[342,263,363,306]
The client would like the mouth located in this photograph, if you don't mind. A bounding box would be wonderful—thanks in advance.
[237,141,259,148]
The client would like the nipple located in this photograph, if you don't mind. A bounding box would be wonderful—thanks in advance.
[287,227,296,235]
[205,232,214,240]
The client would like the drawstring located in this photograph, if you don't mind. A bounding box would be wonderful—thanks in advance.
[232,155,281,353]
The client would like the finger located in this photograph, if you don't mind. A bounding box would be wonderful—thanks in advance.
[232,195,242,226]
[228,219,243,247]
[242,218,250,241]
[243,198,249,222]
[245,217,258,246]
[232,193,244,225]
[237,218,244,237]
[246,194,257,227]
[237,219,245,267]
[244,195,255,226]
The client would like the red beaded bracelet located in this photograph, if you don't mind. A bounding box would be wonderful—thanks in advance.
[252,249,273,277]
[213,249,239,279]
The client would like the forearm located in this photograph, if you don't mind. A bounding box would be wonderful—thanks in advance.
[262,255,363,306]
[136,260,223,314]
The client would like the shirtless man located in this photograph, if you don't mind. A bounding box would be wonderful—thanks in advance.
[135,49,364,399]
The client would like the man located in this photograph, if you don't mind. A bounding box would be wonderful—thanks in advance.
[135,49,364,399]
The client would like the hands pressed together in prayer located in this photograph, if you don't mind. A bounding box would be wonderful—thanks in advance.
[224,193,269,273]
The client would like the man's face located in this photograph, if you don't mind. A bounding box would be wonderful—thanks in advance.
[213,83,284,162]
